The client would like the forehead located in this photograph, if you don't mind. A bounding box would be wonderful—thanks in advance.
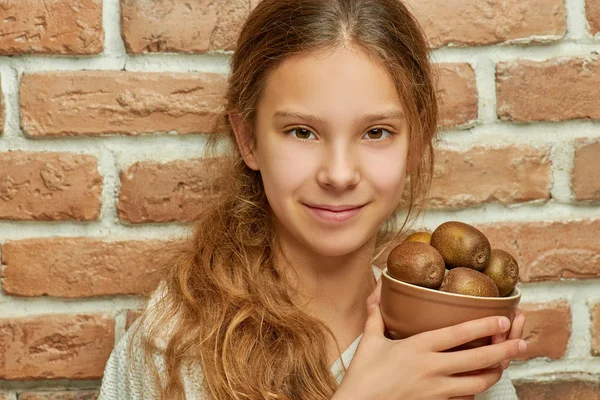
[257,46,405,122]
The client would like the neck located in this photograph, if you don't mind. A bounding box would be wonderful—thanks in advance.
[274,229,378,324]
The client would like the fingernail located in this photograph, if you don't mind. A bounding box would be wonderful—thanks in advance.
[499,317,510,330]
[518,340,527,353]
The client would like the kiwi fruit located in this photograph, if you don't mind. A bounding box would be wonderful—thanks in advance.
[387,241,446,289]
[482,249,519,297]
[430,221,491,271]
[404,231,432,244]
[439,267,499,297]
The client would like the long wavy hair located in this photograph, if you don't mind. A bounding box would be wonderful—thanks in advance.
[128,0,438,398]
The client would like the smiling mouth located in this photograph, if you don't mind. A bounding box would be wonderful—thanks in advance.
[304,204,365,212]
[303,203,366,223]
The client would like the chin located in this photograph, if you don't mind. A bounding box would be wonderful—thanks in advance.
[303,236,366,258]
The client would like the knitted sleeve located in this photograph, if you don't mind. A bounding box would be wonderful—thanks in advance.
[97,319,163,400]
[475,369,518,400]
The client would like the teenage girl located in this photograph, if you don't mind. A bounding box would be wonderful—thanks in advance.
[98,0,527,399]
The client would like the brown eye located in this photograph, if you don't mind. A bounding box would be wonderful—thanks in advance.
[287,128,315,140]
[365,128,393,140]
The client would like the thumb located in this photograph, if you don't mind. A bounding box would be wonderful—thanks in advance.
[364,279,385,337]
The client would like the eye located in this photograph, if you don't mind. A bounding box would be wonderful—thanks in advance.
[285,127,317,140]
[364,128,395,140]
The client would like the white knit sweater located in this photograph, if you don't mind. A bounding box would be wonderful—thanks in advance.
[98,266,518,399]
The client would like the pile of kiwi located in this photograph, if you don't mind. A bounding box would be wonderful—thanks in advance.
[387,221,519,298]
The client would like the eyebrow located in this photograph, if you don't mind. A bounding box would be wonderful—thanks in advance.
[272,109,405,126]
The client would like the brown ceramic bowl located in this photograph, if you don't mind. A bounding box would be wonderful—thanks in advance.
[380,267,521,349]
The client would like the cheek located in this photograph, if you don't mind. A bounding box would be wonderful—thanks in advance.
[259,141,313,207]
[362,145,409,201]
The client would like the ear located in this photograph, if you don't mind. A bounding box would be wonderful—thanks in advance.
[229,111,260,171]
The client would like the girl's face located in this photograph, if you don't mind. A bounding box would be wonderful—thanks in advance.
[239,46,410,258]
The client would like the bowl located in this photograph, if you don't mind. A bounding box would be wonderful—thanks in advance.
[380,267,521,350]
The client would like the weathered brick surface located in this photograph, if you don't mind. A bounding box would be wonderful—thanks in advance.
[572,138,600,201]
[0,152,102,221]
[478,220,600,282]
[405,0,566,47]
[591,302,600,356]
[437,64,478,127]
[18,391,98,400]
[588,0,600,34]
[0,0,103,55]
[428,146,551,209]
[20,72,228,137]
[118,158,225,223]
[514,374,600,400]
[121,0,259,53]
[515,301,571,360]
[2,238,169,298]
[0,314,114,380]
[497,58,600,122]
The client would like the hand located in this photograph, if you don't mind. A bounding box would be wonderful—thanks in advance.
[448,307,526,400]
[491,307,526,369]
[331,279,528,400]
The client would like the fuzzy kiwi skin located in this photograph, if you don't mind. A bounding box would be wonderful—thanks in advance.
[439,267,499,297]
[430,221,491,271]
[387,241,446,289]
[483,249,519,297]
[404,232,432,245]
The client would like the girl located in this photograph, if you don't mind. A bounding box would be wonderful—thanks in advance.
[98,0,527,399]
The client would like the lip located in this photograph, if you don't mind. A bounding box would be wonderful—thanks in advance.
[305,204,364,211]
[304,203,365,223]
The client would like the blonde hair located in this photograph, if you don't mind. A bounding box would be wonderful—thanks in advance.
[128,0,438,398]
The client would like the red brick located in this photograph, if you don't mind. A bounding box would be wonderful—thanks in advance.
[514,374,600,400]
[2,238,169,298]
[118,157,225,223]
[0,151,102,221]
[405,0,565,48]
[515,301,571,360]
[479,220,600,282]
[572,138,600,201]
[591,302,600,356]
[125,310,142,331]
[20,72,227,137]
[0,314,114,380]
[497,58,600,122]
[588,0,600,35]
[437,64,477,127]
[18,392,98,400]
[121,0,255,53]
[428,146,551,209]
[0,0,103,55]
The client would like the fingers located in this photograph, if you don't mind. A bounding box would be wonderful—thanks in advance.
[363,279,384,337]
[419,316,511,352]
[442,338,527,375]
[508,309,525,341]
[503,309,526,369]
[445,366,503,397]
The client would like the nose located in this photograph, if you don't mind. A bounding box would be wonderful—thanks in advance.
[317,143,360,190]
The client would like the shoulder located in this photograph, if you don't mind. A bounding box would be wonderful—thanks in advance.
[98,281,192,399]
[98,317,163,399]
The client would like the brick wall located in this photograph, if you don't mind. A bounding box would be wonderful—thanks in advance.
[0,0,599,398]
